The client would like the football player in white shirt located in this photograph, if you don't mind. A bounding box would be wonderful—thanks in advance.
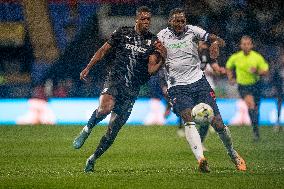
[157,8,246,172]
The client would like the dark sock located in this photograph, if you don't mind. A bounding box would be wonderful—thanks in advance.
[93,113,129,160]
[248,109,257,126]
[87,109,107,130]
[199,123,210,143]
[93,135,114,160]
[248,109,259,138]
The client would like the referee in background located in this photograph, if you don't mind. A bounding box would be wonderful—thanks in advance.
[226,36,269,141]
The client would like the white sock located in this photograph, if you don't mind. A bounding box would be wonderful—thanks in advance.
[83,125,91,133]
[184,122,204,162]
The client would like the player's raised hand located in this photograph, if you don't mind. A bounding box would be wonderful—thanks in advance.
[209,41,220,59]
[80,67,90,82]
[154,40,167,60]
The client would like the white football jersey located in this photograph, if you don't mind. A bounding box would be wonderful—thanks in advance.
[157,25,209,88]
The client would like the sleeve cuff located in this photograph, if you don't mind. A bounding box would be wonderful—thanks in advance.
[202,33,210,42]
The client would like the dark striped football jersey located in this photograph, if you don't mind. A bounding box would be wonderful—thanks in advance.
[106,26,158,89]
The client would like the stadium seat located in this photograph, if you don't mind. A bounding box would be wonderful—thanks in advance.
[48,2,70,51]
[48,2,98,51]
[0,2,24,22]
[78,2,98,27]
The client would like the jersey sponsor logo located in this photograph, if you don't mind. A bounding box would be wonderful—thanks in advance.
[125,44,147,53]
[168,41,188,49]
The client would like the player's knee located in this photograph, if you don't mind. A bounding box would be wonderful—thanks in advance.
[98,95,115,116]
[247,100,255,109]
[244,96,255,109]
[180,108,193,122]
[98,105,113,116]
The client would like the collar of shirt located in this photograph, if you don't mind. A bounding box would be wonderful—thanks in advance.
[168,26,188,39]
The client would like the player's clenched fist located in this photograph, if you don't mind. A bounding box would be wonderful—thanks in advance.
[154,40,167,61]
[209,38,225,60]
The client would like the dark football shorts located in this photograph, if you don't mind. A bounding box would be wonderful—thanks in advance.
[101,80,138,116]
[238,82,261,107]
[274,85,284,99]
[168,75,221,117]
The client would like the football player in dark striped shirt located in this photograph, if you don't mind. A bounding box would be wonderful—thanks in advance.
[73,6,166,173]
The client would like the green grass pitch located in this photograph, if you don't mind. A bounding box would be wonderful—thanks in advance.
[0,125,283,188]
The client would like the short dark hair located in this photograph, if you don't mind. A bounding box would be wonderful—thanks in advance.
[169,8,185,19]
[136,6,151,16]
[241,35,253,43]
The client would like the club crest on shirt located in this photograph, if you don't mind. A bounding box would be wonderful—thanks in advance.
[146,40,151,46]
[102,88,109,93]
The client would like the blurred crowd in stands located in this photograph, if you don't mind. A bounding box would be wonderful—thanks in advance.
[0,0,283,99]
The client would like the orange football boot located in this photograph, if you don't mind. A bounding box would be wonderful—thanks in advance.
[198,158,210,173]
[232,154,247,171]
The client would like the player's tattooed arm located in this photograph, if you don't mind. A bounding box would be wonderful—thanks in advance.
[80,42,112,81]
[154,40,167,61]
[207,34,225,60]
[148,40,167,75]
